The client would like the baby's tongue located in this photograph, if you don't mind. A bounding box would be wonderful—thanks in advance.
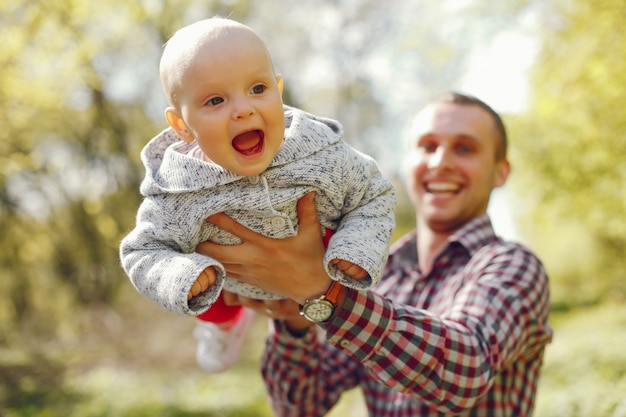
[232,130,262,155]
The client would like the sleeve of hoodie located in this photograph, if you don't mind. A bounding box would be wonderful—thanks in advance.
[119,195,226,316]
[322,144,396,289]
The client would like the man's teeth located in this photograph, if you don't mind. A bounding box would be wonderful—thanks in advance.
[427,182,459,192]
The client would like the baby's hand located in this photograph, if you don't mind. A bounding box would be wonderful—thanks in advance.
[331,259,368,280]
[188,267,217,300]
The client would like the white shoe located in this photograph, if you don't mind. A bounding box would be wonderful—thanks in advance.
[193,308,254,373]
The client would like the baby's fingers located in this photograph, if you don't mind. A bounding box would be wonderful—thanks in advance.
[331,259,368,280]
[188,267,217,300]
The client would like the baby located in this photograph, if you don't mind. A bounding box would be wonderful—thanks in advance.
[120,17,395,372]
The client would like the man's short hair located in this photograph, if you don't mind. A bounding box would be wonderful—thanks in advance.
[429,92,508,160]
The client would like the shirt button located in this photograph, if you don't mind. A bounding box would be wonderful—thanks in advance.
[248,175,260,184]
[270,216,286,228]
[339,339,351,349]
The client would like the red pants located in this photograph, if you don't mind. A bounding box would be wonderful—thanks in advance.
[197,228,334,323]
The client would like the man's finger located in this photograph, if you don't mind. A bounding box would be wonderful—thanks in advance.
[296,192,321,235]
[195,239,223,257]
[222,290,242,306]
[205,211,257,242]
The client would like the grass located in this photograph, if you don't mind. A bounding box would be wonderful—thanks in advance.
[534,301,626,417]
[1,287,625,417]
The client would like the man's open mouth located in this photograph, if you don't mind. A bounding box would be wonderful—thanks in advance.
[232,130,264,156]
[426,182,460,194]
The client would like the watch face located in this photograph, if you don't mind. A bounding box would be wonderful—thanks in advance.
[302,299,334,323]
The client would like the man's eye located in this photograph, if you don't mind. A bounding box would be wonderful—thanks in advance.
[457,145,473,154]
[420,143,437,152]
[252,85,266,94]
[207,97,223,106]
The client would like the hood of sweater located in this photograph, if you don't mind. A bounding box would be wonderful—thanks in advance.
[139,105,344,197]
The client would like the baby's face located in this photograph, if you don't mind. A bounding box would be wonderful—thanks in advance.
[174,30,285,176]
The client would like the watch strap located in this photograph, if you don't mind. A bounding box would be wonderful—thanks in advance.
[323,280,343,304]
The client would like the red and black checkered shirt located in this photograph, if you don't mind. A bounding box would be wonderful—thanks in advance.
[262,215,553,416]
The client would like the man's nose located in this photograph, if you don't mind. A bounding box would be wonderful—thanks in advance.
[427,147,452,169]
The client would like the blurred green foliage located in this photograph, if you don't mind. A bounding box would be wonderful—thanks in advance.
[1,0,151,338]
[508,0,626,307]
[535,303,626,416]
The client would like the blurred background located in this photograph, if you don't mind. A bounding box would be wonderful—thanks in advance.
[1,0,624,416]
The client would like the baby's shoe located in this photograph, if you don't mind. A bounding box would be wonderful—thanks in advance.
[193,307,254,373]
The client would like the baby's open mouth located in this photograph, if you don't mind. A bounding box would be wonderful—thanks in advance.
[232,130,264,155]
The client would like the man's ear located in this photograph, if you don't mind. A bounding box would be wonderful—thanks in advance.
[165,107,194,142]
[494,159,511,188]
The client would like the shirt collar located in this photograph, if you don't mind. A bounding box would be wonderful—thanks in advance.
[448,214,498,257]
[388,214,497,267]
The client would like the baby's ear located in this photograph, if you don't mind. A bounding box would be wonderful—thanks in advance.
[165,107,194,142]
[276,74,284,95]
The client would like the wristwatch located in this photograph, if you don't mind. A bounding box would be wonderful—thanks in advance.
[299,281,344,324]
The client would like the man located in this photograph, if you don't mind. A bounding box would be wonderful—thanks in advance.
[198,92,553,416]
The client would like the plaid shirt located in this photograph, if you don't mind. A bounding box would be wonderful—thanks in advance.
[261,215,552,416]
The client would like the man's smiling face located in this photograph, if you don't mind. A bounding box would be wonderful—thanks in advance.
[404,102,510,233]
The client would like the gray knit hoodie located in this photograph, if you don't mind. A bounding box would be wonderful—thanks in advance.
[120,106,395,316]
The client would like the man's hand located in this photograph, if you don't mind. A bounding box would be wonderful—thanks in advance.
[223,291,299,318]
[222,291,314,335]
[195,192,331,304]
[187,266,217,300]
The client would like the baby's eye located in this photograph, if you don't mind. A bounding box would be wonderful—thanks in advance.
[206,97,223,106]
[252,84,266,94]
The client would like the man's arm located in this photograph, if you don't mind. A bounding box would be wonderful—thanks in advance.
[197,194,550,413]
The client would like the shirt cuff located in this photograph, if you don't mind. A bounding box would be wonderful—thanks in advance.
[325,288,393,360]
